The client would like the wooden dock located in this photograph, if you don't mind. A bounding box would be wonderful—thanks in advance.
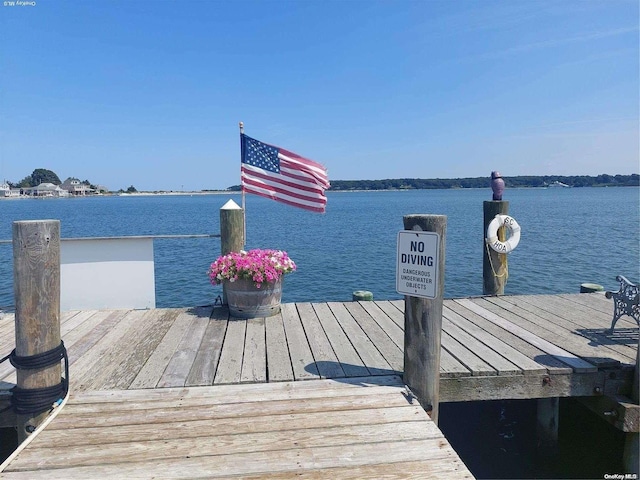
[0,376,472,479]
[0,292,637,477]
[2,293,635,398]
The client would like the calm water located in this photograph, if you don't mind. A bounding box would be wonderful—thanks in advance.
[0,187,638,309]
[0,187,638,478]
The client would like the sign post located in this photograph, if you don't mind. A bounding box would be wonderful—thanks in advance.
[399,214,446,424]
[396,230,440,299]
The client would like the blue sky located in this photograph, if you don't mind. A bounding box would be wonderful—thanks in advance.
[1,0,638,191]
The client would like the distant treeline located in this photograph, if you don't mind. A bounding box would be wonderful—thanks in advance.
[324,174,639,191]
[226,174,639,192]
[228,173,640,191]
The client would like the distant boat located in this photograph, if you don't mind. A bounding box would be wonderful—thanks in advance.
[546,181,571,188]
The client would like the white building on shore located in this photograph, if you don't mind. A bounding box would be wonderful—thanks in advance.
[22,182,70,197]
[61,178,94,196]
[0,182,21,197]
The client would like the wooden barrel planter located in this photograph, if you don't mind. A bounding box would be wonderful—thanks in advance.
[225,278,283,318]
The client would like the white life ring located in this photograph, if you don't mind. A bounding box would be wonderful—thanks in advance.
[486,214,521,253]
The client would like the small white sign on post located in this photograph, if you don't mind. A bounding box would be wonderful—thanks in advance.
[396,230,440,299]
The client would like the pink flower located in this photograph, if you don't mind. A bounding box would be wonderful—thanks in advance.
[208,249,296,288]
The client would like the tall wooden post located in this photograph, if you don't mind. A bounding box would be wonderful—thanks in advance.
[402,214,446,424]
[220,199,245,304]
[13,220,61,443]
[483,200,509,295]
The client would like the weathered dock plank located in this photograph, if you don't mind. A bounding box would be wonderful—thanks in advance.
[15,422,442,469]
[185,306,228,386]
[443,304,547,375]
[344,301,403,372]
[312,302,370,377]
[29,405,417,446]
[70,309,150,389]
[128,309,198,389]
[3,441,470,479]
[157,307,213,388]
[358,300,404,349]
[103,309,181,390]
[444,300,573,374]
[241,316,267,383]
[482,296,633,366]
[264,311,294,382]
[441,330,498,376]
[297,302,345,378]
[213,317,247,384]
[84,309,174,391]
[1,378,473,479]
[374,300,405,329]
[65,310,130,367]
[455,298,598,373]
[440,349,472,377]
[327,301,395,376]
[442,316,522,375]
[558,292,612,314]
[280,303,320,380]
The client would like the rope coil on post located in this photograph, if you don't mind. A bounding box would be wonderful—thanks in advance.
[0,341,69,415]
[485,242,509,281]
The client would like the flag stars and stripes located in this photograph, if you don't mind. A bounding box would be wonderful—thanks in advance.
[243,137,280,173]
[241,134,330,213]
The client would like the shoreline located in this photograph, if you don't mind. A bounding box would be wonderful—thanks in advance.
[2,184,638,200]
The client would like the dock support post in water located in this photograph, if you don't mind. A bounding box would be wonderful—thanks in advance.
[220,200,245,305]
[402,214,446,424]
[536,397,559,460]
[13,220,62,443]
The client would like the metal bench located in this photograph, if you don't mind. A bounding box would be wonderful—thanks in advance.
[605,275,640,333]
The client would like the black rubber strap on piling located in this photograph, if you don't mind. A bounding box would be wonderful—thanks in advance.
[0,341,69,415]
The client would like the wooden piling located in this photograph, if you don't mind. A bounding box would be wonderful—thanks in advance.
[536,397,559,459]
[13,220,61,443]
[402,214,446,424]
[483,200,509,295]
[220,200,245,304]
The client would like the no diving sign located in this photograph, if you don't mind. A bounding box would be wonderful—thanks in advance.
[396,230,440,299]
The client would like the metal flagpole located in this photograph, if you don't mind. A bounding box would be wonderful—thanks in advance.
[239,121,246,247]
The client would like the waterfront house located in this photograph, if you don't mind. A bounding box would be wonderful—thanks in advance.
[61,178,93,196]
[0,182,20,197]
[23,182,70,197]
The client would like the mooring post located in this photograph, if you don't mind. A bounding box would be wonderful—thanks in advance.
[13,220,61,443]
[483,172,509,295]
[220,199,245,304]
[402,214,446,425]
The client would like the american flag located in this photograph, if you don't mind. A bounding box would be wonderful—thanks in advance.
[241,134,330,213]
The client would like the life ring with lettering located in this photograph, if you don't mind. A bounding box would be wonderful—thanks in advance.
[486,214,521,253]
